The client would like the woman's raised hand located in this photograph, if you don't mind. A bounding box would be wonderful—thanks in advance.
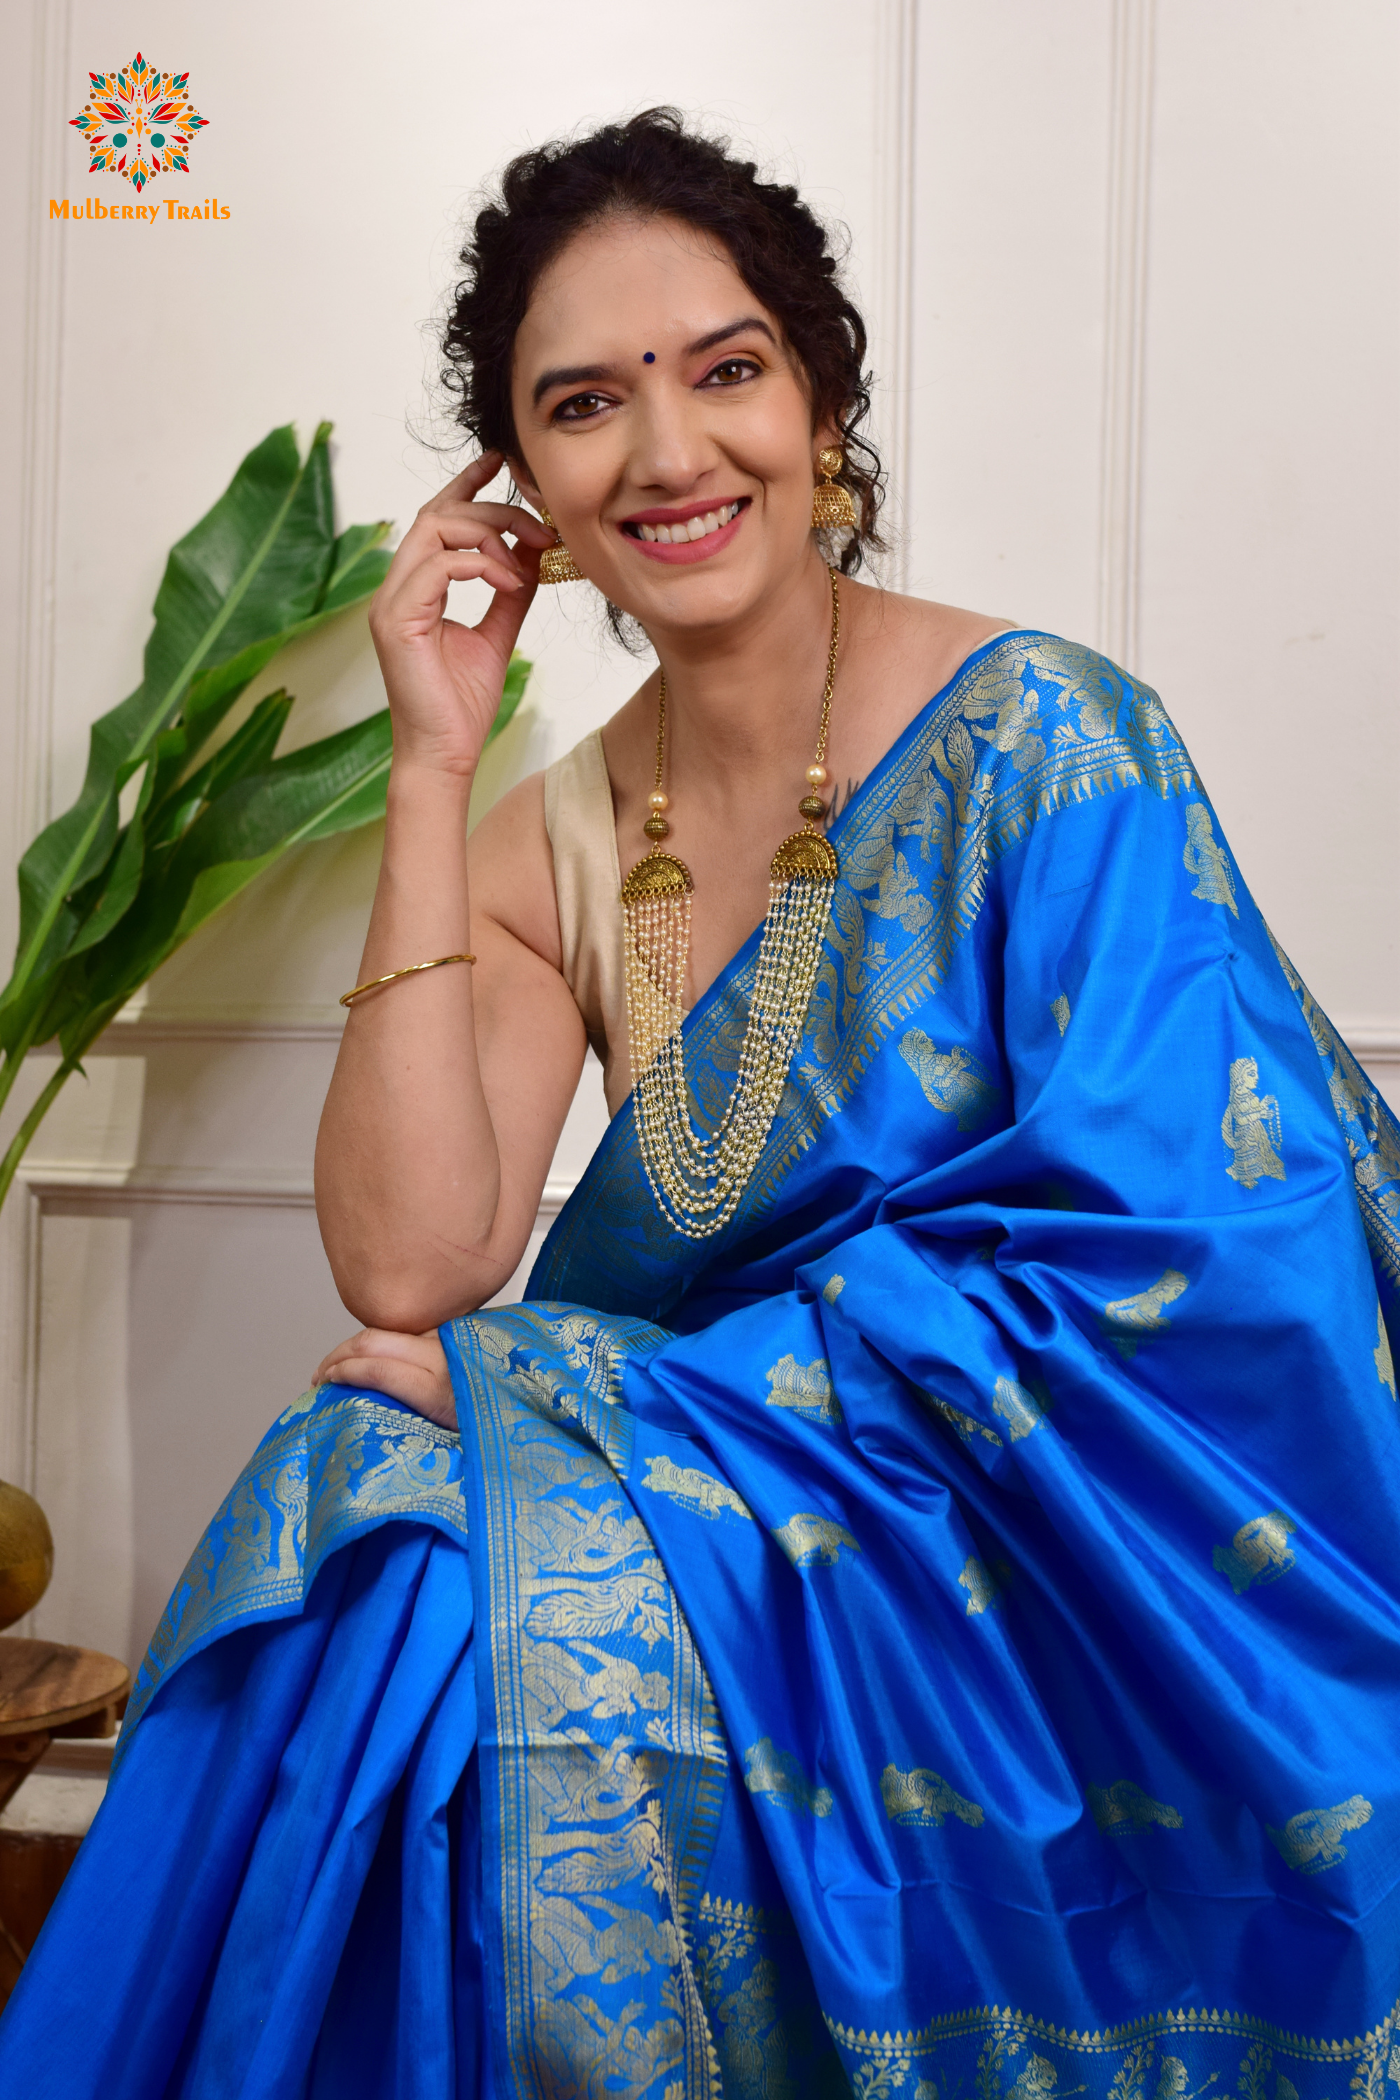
[367,451,557,779]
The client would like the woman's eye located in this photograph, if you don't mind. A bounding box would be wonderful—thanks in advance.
[705,358,758,387]
[554,392,610,422]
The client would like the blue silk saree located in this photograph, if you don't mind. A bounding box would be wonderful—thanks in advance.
[2,632,1397,2098]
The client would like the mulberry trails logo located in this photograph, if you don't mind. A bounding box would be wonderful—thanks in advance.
[53,52,227,223]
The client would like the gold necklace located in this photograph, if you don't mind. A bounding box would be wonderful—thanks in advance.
[620,565,841,1239]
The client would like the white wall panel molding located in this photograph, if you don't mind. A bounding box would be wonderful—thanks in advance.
[1096,0,1156,673]
[105,1014,345,1046]
[1,0,72,1493]
[0,1187,42,1494]
[17,1164,580,1218]
[15,0,72,848]
[872,0,919,588]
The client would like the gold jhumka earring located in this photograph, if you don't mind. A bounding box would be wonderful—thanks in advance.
[811,447,858,531]
[620,566,842,1239]
[537,506,584,585]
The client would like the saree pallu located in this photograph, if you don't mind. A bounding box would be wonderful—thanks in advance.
[2,631,1397,2098]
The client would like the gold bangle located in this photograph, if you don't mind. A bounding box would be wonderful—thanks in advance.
[339,953,475,1008]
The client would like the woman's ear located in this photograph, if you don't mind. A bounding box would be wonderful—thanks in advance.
[507,455,543,510]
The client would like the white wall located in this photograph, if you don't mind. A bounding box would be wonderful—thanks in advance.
[2,0,1396,1667]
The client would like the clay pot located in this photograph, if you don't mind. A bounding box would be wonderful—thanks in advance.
[0,1481,53,1630]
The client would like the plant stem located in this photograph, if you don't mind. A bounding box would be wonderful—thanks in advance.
[0,1060,79,1212]
[0,1004,52,1126]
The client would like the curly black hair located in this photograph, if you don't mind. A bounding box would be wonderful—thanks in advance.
[440,108,885,580]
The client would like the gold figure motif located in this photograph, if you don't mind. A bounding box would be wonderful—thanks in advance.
[765,1353,842,1426]
[772,1512,860,1568]
[964,673,1047,774]
[899,1030,999,1131]
[523,1639,671,1731]
[822,1273,846,1304]
[1182,803,1239,917]
[958,1555,1003,1614]
[1051,995,1071,1037]
[640,1452,753,1524]
[1266,1794,1372,1874]
[1221,1057,1286,1189]
[1377,1303,1397,1400]
[881,1762,985,1828]
[1101,1269,1189,1359]
[744,1737,834,1818]
[1010,2056,1061,2100]
[927,1395,1003,1448]
[992,1376,1045,1441]
[1088,1780,1184,1835]
[1211,1511,1297,1596]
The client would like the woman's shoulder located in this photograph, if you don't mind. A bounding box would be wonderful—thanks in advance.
[863,587,1145,710]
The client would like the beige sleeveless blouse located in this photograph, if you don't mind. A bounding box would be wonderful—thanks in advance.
[543,729,632,1118]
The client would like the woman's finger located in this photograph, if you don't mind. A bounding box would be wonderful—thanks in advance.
[428,522,529,577]
[471,559,541,659]
[315,1326,444,1375]
[420,499,556,546]
[387,510,529,584]
[376,550,526,634]
[316,1354,457,1432]
[436,450,507,505]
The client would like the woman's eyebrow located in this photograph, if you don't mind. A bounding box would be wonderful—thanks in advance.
[531,317,778,408]
[686,316,777,356]
[532,362,616,408]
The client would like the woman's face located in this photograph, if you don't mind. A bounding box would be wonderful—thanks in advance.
[508,213,833,633]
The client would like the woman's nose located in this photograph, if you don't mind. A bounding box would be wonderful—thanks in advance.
[627,383,721,492]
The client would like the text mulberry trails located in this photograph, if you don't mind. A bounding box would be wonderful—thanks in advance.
[50,195,229,221]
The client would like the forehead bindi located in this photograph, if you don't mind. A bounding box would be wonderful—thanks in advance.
[516,217,773,385]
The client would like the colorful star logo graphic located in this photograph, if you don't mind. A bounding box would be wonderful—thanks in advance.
[70,52,208,194]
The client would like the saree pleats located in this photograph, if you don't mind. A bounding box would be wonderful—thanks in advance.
[0,1525,486,2098]
[2,632,1397,2096]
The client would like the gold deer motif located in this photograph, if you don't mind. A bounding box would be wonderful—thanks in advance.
[1266,1794,1372,1874]
[1087,1779,1184,1835]
[764,1353,841,1426]
[881,1761,985,1828]
[640,1453,752,1524]
[1212,1511,1297,1596]
[772,1513,860,1568]
[958,1555,1004,1614]
[743,1737,833,1818]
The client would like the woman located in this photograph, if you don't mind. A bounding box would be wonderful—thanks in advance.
[2,109,1397,2099]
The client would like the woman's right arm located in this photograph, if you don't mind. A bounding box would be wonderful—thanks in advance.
[314,453,585,1333]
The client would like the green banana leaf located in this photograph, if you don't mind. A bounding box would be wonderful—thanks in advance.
[0,423,391,1053]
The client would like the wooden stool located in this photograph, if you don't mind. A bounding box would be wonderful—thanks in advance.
[0,1637,129,1991]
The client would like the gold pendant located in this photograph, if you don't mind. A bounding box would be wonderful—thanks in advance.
[620,850,693,903]
[770,830,839,884]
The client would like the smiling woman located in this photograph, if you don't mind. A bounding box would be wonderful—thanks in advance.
[3,108,1399,2100]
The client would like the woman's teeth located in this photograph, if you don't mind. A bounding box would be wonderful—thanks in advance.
[634,502,741,545]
